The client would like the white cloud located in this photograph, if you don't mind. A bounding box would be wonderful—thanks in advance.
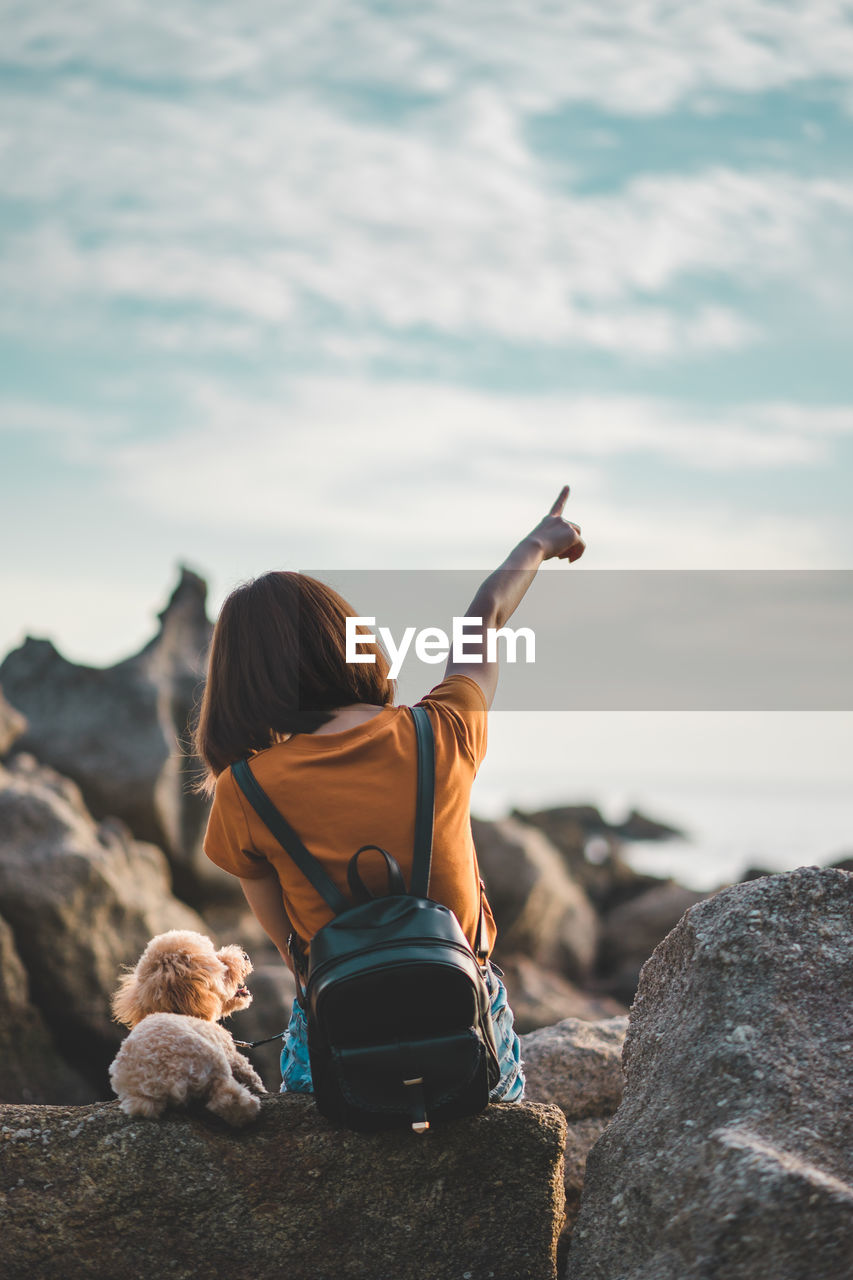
[3,1,853,115]
[2,74,852,359]
[93,376,853,568]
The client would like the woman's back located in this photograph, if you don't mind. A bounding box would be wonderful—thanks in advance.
[204,673,496,956]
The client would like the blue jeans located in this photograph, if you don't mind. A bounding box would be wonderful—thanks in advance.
[280,960,525,1103]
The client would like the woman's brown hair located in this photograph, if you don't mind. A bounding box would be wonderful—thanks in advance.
[191,572,395,796]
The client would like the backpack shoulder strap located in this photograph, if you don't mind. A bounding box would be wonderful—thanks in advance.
[231,758,350,915]
[410,705,435,898]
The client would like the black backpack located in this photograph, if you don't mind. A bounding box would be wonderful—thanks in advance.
[231,705,501,1134]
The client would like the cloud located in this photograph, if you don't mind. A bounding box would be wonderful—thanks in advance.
[91,376,852,568]
[2,76,851,360]
[4,1,853,115]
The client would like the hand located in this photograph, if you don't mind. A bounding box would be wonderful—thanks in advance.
[528,485,585,563]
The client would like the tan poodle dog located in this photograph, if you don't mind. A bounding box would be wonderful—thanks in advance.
[109,930,266,1127]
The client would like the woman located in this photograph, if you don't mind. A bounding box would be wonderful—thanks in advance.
[194,484,585,1099]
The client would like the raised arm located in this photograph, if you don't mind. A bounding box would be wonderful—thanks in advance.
[443,484,585,708]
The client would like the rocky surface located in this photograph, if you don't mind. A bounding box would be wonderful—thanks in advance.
[596,879,710,1002]
[0,686,26,757]
[500,954,626,1033]
[510,803,679,913]
[473,815,599,979]
[0,753,207,1093]
[566,866,853,1280]
[0,1095,567,1280]
[0,913,94,1104]
[522,1016,628,1255]
[0,568,228,902]
[521,1016,628,1121]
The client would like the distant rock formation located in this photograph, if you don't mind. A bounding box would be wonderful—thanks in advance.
[0,1096,567,1280]
[510,804,672,914]
[566,866,853,1280]
[0,568,229,902]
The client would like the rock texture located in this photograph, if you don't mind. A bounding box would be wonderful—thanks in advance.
[566,866,853,1280]
[0,568,228,901]
[0,1096,567,1280]
[500,954,626,1033]
[596,879,709,1002]
[0,913,94,1104]
[510,804,675,913]
[0,686,26,757]
[473,815,599,979]
[0,753,207,1092]
[522,1017,628,1252]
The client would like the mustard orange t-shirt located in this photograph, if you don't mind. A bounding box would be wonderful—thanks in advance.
[202,674,497,958]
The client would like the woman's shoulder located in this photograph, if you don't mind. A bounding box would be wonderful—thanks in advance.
[414,674,488,771]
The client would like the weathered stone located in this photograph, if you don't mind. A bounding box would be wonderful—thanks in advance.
[522,1016,628,1259]
[0,686,26,757]
[511,804,668,914]
[473,816,598,979]
[566,866,853,1280]
[0,1096,567,1280]
[0,568,230,902]
[0,913,95,1104]
[597,879,709,1002]
[500,953,626,1033]
[521,1016,628,1121]
[0,753,206,1091]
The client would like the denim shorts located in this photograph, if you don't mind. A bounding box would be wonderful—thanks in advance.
[280,959,525,1103]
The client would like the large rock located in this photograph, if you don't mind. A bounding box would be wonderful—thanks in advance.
[566,866,853,1280]
[0,686,26,757]
[0,753,207,1092]
[500,954,626,1033]
[522,1016,628,1121]
[0,568,229,902]
[473,816,599,979]
[0,1096,567,1280]
[596,879,710,1003]
[522,1017,628,1253]
[0,913,94,1105]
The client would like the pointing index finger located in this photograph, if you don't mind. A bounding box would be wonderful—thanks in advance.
[549,484,570,517]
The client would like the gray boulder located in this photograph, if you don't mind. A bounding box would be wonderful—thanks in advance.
[0,568,230,903]
[522,1016,628,1251]
[0,1096,567,1280]
[0,913,94,1104]
[500,953,626,1033]
[0,753,207,1092]
[473,815,599,979]
[567,866,853,1280]
[597,879,710,1002]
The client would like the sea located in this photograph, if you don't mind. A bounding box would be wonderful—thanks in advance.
[469,774,852,893]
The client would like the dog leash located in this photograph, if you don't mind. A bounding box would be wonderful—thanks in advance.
[233,1030,286,1049]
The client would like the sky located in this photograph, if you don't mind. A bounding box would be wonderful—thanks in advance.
[1,1,852,827]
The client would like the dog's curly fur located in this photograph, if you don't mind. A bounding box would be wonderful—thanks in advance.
[109,930,266,1127]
